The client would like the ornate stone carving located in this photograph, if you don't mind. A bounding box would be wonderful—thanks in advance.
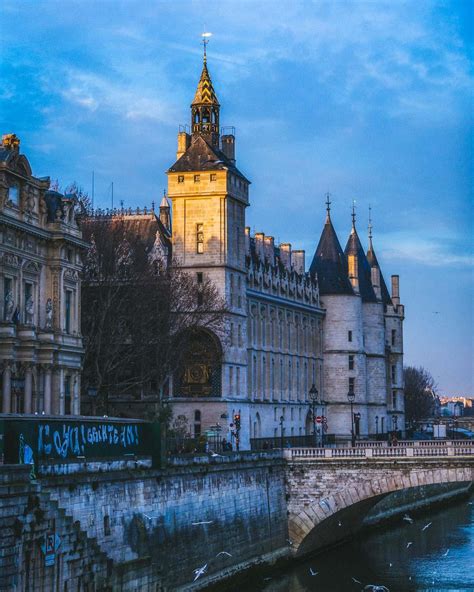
[25,295,34,324]
[4,290,14,321]
[64,268,79,282]
[45,298,53,330]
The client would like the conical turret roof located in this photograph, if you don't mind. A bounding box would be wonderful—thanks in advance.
[367,239,392,306]
[192,60,220,106]
[344,224,378,303]
[310,213,354,296]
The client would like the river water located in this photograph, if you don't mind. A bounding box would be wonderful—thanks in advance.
[261,494,474,592]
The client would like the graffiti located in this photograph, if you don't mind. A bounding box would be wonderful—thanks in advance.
[37,422,140,459]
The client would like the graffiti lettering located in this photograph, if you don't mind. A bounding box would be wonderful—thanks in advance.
[37,422,140,459]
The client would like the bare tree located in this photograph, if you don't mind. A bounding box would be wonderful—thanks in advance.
[80,215,226,418]
[403,366,439,427]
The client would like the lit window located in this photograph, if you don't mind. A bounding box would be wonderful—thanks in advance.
[178,175,184,183]
[210,173,217,181]
[196,223,204,254]
[194,174,200,183]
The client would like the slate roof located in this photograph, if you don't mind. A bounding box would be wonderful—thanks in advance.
[168,135,249,181]
[344,227,378,303]
[309,216,354,295]
[192,61,220,106]
[366,241,392,306]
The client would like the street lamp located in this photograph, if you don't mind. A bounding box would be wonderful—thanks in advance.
[279,415,284,449]
[347,391,356,447]
[320,399,327,448]
[375,415,379,440]
[309,384,319,447]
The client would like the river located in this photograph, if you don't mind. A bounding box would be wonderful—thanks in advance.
[259,494,474,592]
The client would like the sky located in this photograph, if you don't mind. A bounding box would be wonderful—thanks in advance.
[1,0,472,395]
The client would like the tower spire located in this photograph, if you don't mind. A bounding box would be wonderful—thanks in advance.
[202,31,211,63]
[325,192,332,223]
[351,200,356,231]
[368,204,373,247]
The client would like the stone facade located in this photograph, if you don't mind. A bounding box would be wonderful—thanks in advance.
[0,134,86,415]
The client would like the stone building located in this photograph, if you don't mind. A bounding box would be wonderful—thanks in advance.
[0,134,86,415]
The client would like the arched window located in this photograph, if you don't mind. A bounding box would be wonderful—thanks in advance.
[202,108,210,123]
[194,112,199,124]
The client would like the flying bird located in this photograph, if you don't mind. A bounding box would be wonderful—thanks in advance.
[403,513,414,524]
[442,549,450,557]
[406,542,413,549]
[309,568,319,576]
[352,577,363,584]
[192,521,214,525]
[193,563,208,582]
[338,520,342,527]
[422,522,432,531]
[216,551,232,558]
[286,538,293,546]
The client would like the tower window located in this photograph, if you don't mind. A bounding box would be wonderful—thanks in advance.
[194,174,200,183]
[178,175,184,183]
[392,390,397,409]
[391,329,396,346]
[391,365,396,383]
[210,173,217,181]
[348,355,354,370]
[349,377,355,393]
[348,330,353,342]
[196,272,203,284]
[196,223,204,254]
[65,289,72,333]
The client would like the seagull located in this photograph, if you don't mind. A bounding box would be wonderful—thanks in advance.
[422,522,432,531]
[309,568,318,576]
[210,451,223,457]
[193,563,208,582]
[216,551,232,558]
[192,521,214,525]
[406,542,413,549]
[403,513,414,524]
[338,520,342,527]
[442,549,450,557]
[389,563,392,567]
[143,514,153,521]
[352,577,363,584]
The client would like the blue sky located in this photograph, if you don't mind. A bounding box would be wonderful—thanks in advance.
[1,1,472,395]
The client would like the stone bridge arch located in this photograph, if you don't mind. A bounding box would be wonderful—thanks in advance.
[287,462,473,556]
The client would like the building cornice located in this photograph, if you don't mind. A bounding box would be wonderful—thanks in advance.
[247,289,325,316]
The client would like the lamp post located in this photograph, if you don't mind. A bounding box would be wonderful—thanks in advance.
[347,391,356,447]
[309,384,319,447]
[320,400,327,448]
[279,415,284,449]
[375,415,379,440]
[354,412,361,440]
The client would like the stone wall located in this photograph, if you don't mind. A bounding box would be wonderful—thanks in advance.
[40,452,288,590]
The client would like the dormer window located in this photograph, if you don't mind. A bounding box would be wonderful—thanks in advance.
[194,175,200,183]
[8,184,19,205]
[178,175,184,184]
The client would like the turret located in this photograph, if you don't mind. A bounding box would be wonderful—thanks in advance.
[159,193,170,230]
[190,42,220,148]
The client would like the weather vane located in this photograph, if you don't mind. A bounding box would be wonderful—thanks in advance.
[352,199,357,227]
[368,204,373,240]
[201,32,212,62]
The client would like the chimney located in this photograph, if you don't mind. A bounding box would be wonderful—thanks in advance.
[254,232,265,260]
[391,275,400,306]
[264,236,275,266]
[245,226,251,255]
[347,254,359,294]
[177,131,191,160]
[221,134,235,164]
[280,243,292,271]
[371,267,381,299]
[292,250,305,275]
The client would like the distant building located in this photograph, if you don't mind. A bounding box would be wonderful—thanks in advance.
[0,134,86,415]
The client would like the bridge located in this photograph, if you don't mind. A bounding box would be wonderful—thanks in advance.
[284,441,474,556]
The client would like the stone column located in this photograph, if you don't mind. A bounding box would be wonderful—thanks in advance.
[43,365,52,414]
[56,367,65,416]
[24,363,33,414]
[2,362,12,413]
[73,372,81,415]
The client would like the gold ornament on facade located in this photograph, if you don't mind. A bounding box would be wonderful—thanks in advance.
[2,133,20,151]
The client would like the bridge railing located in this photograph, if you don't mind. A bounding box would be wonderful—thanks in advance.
[284,443,474,460]
[353,439,469,448]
